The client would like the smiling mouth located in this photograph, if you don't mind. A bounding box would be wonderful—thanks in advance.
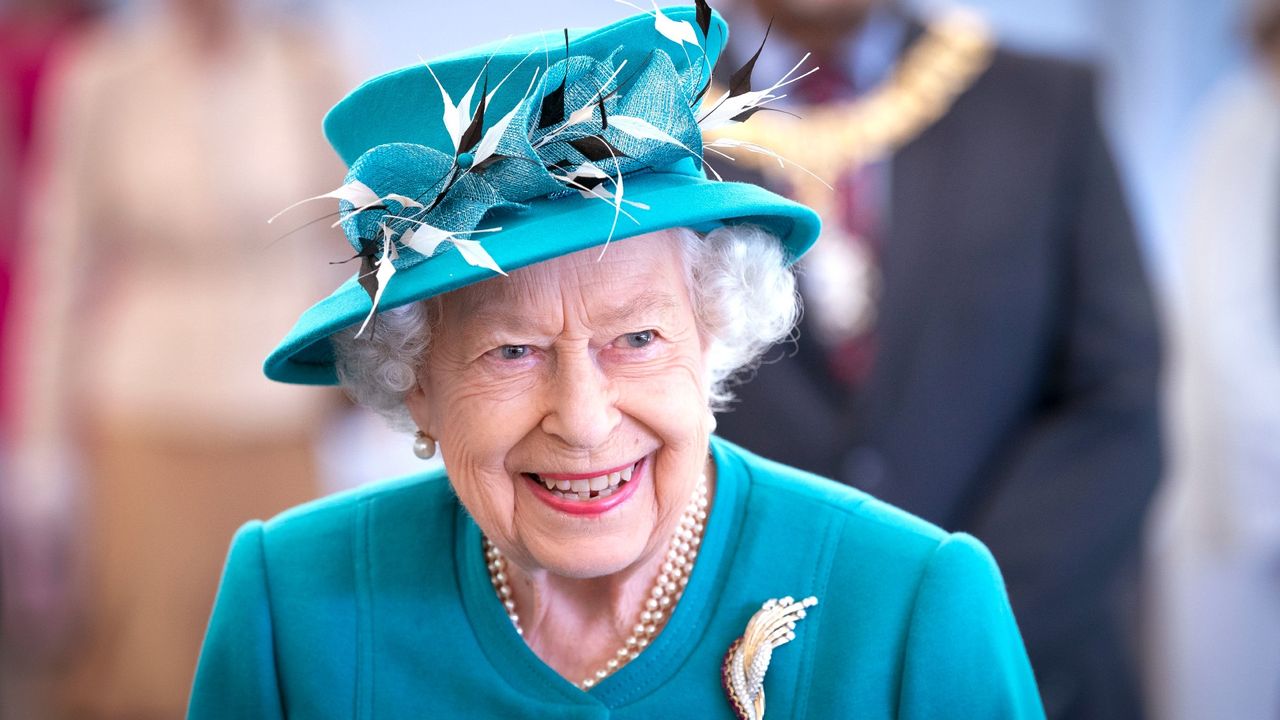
[525,460,640,501]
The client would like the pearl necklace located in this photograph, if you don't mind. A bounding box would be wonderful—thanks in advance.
[482,476,709,690]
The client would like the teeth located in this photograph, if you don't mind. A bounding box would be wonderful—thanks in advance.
[536,461,641,501]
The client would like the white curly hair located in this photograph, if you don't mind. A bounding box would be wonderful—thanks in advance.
[331,225,800,431]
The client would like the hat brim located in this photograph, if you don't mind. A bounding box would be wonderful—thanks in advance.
[265,172,819,384]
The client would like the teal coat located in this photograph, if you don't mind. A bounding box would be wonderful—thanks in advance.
[189,437,1044,718]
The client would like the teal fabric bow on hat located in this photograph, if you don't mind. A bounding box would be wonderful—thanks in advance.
[336,44,711,335]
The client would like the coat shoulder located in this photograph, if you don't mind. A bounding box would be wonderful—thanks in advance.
[715,436,951,566]
[255,468,455,561]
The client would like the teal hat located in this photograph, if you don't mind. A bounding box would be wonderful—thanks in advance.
[265,4,821,385]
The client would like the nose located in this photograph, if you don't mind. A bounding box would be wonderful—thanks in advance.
[539,349,620,449]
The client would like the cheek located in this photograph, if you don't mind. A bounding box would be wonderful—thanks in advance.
[426,356,543,463]
[616,351,712,445]
[624,357,714,533]
[439,431,512,529]
[431,381,543,537]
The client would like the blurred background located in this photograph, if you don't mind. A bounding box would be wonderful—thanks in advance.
[0,0,1275,718]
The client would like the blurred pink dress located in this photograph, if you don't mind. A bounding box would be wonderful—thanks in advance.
[0,8,89,439]
[9,10,349,718]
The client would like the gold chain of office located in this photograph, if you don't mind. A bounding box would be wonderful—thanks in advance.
[704,8,995,208]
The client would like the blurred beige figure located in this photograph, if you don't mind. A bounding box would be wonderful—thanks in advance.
[1145,2,1280,718]
[3,0,348,716]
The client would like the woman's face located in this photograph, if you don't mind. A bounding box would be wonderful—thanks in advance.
[406,230,714,579]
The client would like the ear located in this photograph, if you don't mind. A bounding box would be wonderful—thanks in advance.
[404,375,435,437]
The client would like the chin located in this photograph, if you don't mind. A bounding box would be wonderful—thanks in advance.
[524,523,658,580]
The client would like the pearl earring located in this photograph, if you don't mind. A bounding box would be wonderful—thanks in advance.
[413,431,437,460]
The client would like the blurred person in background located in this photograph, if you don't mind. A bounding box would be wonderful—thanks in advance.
[0,0,99,712]
[710,0,1162,718]
[0,0,95,441]
[1,0,348,716]
[1145,1,1280,717]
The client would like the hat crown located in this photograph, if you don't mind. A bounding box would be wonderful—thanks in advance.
[323,7,731,300]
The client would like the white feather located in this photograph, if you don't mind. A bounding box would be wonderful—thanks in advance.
[267,179,381,224]
[702,156,726,181]
[474,102,522,165]
[454,78,480,144]
[354,225,399,338]
[697,53,817,131]
[706,137,833,189]
[398,221,503,258]
[591,142,634,260]
[608,114,695,155]
[613,0,700,47]
[652,4,700,47]
[580,184,650,212]
[697,88,775,132]
[400,223,452,257]
[558,161,609,183]
[549,163,648,216]
[382,193,424,210]
[474,68,543,165]
[452,237,508,276]
[424,60,481,153]
[564,102,599,131]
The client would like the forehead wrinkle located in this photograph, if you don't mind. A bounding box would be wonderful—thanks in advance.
[444,268,562,335]
[583,287,682,329]
[441,231,689,336]
[563,244,689,329]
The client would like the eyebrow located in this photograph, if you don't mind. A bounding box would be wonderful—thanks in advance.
[590,289,682,328]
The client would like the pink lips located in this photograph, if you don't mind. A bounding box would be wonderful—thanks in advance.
[525,457,646,516]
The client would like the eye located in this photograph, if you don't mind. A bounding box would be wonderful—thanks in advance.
[620,330,655,349]
[497,345,530,360]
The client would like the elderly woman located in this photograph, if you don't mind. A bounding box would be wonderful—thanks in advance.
[189,5,1043,718]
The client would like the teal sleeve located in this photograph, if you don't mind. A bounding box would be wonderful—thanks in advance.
[188,521,286,720]
[898,533,1045,720]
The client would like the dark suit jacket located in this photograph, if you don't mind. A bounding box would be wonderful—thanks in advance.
[715,33,1162,720]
